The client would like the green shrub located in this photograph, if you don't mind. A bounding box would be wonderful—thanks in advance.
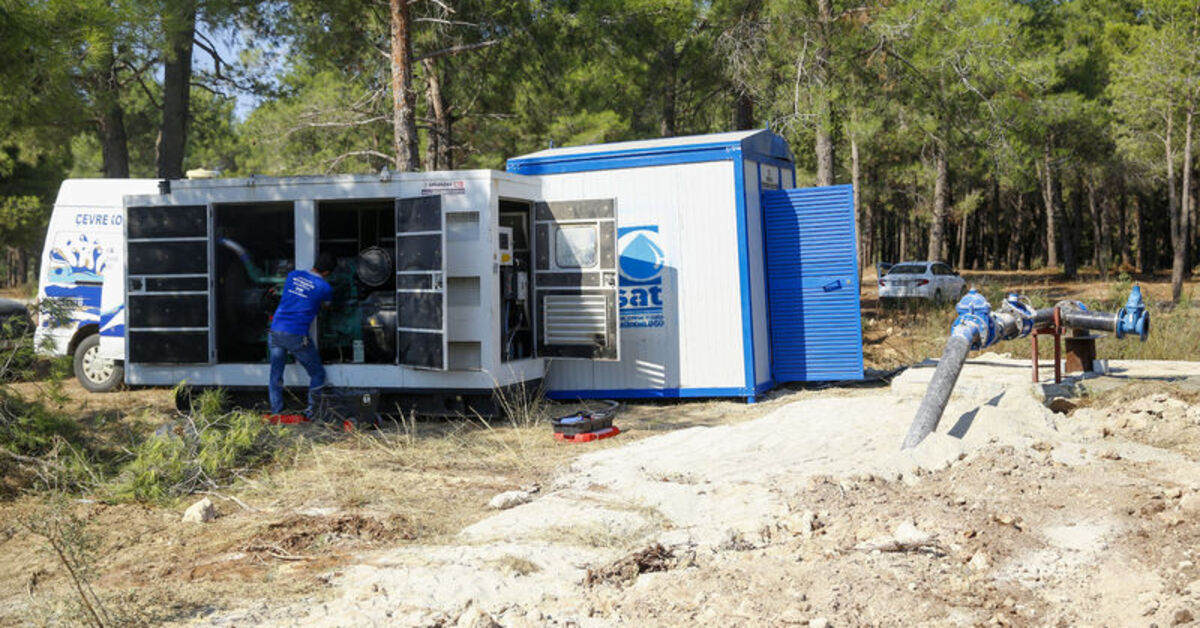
[107,389,296,503]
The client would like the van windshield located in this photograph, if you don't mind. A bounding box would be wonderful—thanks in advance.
[887,264,928,275]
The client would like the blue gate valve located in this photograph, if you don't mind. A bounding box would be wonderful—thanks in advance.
[951,289,997,350]
[1116,285,1149,341]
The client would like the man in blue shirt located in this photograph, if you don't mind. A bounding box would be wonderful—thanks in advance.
[268,252,336,417]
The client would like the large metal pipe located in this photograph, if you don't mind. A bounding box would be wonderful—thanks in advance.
[1059,308,1119,333]
[901,333,973,449]
[900,286,1150,450]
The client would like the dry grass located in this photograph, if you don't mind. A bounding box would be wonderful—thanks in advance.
[487,554,542,576]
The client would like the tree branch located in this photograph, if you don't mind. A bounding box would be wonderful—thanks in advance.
[325,150,395,173]
[134,72,161,109]
[415,39,501,62]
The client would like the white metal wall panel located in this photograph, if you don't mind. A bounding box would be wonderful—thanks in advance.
[745,161,771,387]
[539,161,744,393]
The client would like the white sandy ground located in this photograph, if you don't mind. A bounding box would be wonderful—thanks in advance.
[193,357,1200,627]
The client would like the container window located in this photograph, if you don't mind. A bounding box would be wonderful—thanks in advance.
[554,225,598,269]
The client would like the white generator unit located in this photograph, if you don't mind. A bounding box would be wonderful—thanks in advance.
[118,170,619,413]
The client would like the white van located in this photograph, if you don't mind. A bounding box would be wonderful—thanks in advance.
[34,179,161,391]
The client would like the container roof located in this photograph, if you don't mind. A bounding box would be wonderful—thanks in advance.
[507,129,792,175]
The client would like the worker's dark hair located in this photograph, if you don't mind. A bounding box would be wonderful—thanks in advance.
[314,252,337,274]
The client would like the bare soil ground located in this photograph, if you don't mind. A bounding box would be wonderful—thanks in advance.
[1,272,1199,627]
[0,376,851,625]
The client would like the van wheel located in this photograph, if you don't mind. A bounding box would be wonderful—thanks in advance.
[74,334,122,393]
[933,289,945,307]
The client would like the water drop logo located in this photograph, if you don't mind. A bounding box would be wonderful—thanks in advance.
[617,226,667,329]
[618,228,666,285]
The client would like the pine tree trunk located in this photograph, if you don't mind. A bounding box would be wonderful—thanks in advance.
[422,58,452,170]
[157,0,195,179]
[957,215,967,270]
[927,145,949,261]
[17,249,28,286]
[96,45,129,178]
[851,133,864,272]
[814,0,834,186]
[1101,192,1113,278]
[1040,138,1059,270]
[1119,181,1132,268]
[659,44,677,137]
[1184,108,1194,281]
[733,92,754,130]
[390,0,420,171]
[1168,115,1185,301]
[990,177,1001,269]
[1009,194,1025,270]
[1135,194,1147,274]
[1062,176,1079,279]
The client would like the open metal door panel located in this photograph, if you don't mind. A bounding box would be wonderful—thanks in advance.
[395,195,448,370]
[533,199,619,361]
[124,204,213,364]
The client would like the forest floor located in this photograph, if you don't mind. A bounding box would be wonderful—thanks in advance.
[1,270,1199,627]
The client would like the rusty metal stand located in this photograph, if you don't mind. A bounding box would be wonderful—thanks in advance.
[1031,307,1062,384]
[1064,328,1101,374]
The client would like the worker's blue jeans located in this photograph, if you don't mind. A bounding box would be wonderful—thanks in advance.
[268,330,326,416]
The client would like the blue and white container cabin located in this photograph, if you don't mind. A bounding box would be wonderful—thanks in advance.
[509,129,864,402]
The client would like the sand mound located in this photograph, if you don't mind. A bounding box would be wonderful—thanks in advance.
[208,359,1200,626]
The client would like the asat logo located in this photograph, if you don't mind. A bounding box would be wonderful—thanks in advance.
[619,228,666,284]
[617,226,666,328]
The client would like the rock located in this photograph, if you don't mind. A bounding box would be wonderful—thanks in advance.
[455,607,501,628]
[790,510,818,536]
[968,551,991,572]
[778,608,808,624]
[488,490,533,510]
[182,497,216,523]
[1048,398,1077,414]
[1180,493,1200,514]
[809,618,830,628]
[892,522,933,546]
[1167,487,1184,499]
[1139,593,1160,616]
[1172,608,1194,625]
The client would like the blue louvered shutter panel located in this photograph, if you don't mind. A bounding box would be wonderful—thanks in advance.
[762,185,863,382]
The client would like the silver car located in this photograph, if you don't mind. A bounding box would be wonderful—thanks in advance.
[878,261,967,306]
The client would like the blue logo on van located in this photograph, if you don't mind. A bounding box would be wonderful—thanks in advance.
[618,226,666,329]
[48,233,107,284]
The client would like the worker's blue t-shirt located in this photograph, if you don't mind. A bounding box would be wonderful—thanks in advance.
[270,270,333,336]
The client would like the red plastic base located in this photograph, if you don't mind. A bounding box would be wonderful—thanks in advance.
[265,413,310,425]
[264,414,354,432]
[555,426,621,443]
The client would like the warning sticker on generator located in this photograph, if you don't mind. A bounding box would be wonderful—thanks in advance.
[420,180,466,195]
